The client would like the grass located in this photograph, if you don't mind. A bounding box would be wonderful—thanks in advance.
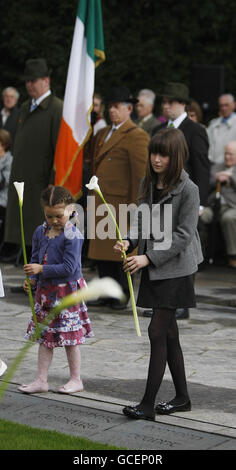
[0,418,124,450]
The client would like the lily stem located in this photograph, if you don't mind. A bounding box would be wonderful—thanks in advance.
[96,191,141,336]
[19,202,40,338]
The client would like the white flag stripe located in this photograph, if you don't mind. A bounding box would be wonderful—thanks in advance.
[63,16,94,144]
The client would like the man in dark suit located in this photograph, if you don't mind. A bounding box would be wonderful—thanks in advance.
[0,87,20,149]
[152,82,210,207]
[136,89,162,136]
[1,59,63,268]
[147,82,210,319]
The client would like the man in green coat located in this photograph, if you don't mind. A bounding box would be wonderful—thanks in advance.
[2,59,63,260]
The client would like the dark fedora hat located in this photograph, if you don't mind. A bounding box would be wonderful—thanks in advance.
[158,82,190,104]
[22,58,52,81]
[107,87,138,104]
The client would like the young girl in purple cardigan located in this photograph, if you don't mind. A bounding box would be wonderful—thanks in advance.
[18,186,93,395]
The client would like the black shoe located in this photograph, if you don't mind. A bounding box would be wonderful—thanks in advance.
[86,298,110,307]
[155,400,191,415]
[123,405,155,421]
[175,308,189,319]
[143,309,153,317]
[110,299,128,310]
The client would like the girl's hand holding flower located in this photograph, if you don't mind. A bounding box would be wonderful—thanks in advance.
[113,240,130,257]
[114,239,150,274]
[123,255,150,275]
[23,278,36,294]
[24,264,43,276]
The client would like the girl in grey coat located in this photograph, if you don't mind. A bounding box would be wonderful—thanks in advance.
[114,128,203,421]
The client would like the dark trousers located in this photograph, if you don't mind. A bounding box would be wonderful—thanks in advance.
[96,260,130,300]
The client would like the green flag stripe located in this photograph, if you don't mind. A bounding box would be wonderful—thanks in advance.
[77,0,105,64]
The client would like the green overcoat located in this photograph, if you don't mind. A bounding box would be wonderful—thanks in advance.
[5,94,63,245]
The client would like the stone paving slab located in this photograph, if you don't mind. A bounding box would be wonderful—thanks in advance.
[0,388,235,450]
[195,266,236,307]
[0,262,236,450]
[0,296,236,428]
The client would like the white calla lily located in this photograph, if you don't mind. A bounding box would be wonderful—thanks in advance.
[85,175,101,193]
[86,277,125,301]
[13,181,24,205]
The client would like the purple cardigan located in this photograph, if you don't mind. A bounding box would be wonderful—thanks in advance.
[30,223,84,285]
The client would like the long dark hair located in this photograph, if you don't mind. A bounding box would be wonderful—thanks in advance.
[139,128,189,200]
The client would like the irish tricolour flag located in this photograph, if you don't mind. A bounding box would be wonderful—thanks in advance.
[54,0,105,199]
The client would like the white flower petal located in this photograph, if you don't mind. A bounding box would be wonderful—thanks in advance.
[13,181,24,204]
[52,277,125,314]
[87,277,124,300]
[85,175,101,192]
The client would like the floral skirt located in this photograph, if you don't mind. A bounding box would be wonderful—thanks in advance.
[25,277,94,348]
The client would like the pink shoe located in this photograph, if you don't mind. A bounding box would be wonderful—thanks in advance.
[58,379,83,394]
[18,381,49,394]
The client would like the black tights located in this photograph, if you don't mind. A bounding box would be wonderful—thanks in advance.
[138,308,189,416]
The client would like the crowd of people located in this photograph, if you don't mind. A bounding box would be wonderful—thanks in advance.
[0,59,235,275]
[0,59,235,290]
[0,58,236,419]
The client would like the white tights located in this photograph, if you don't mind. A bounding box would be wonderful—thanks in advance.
[29,343,81,387]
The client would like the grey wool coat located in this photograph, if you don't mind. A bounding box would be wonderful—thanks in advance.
[128,170,203,280]
[5,94,63,245]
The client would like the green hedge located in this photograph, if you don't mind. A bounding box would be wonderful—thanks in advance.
[1,0,235,120]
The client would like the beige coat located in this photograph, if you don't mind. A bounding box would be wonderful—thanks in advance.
[88,118,149,261]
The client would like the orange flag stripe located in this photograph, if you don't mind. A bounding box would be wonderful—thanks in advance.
[54,118,84,199]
